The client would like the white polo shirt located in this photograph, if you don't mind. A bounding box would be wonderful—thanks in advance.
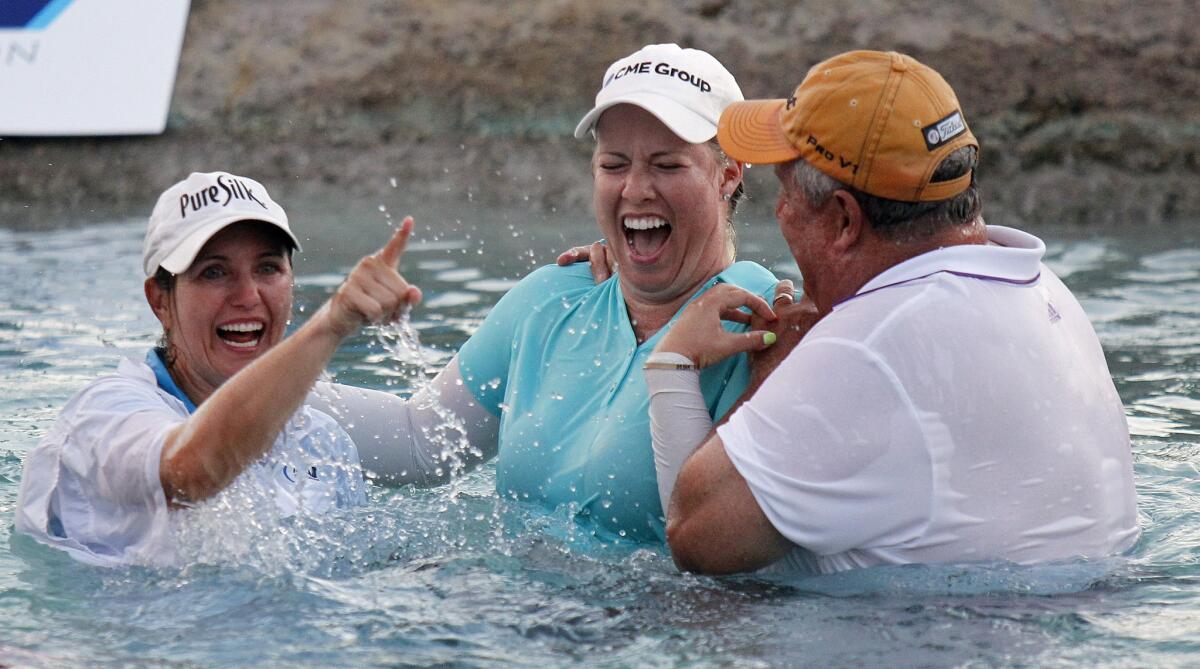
[15,352,366,567]
[719,226,1139,573]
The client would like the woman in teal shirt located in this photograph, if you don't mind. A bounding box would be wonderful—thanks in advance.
[314,43,777,542]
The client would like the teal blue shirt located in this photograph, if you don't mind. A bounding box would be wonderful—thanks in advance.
[458,261,776,542]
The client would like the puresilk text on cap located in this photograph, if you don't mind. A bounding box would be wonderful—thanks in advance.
[143,171,299,277]
[178,174,269,219]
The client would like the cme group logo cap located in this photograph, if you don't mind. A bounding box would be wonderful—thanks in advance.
[718,50,979,202]
[0,0,75,29]
[574,43,744,144]
[143,172,300,277]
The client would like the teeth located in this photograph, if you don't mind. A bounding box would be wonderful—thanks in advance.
[623,216,668,231]
[224,338,260,349]
[219,322,264,333]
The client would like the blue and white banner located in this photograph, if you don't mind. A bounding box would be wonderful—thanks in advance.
[0,0,190,135]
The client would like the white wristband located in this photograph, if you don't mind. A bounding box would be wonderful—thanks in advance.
[643,351,698,370]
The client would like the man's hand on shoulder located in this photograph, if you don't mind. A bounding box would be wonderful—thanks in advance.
[556,240,614,285]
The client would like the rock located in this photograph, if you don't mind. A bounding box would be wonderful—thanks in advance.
[2,0,1197,228]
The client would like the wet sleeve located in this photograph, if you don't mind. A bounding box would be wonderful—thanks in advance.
[309,357,499,486]
[456,265,567,415]
[646,353,712,515]
[47,387,178,565]
[718,338,932,556]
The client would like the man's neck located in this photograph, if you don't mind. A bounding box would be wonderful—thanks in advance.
[821,218,988,314]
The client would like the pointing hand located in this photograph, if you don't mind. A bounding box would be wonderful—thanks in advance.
[325,216,423,339]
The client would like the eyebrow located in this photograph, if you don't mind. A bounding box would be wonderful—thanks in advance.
[194,249,286,263]
[596,150,687,159]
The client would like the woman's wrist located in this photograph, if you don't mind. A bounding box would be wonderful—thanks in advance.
[643,350,698,371]
[301,302,356,348]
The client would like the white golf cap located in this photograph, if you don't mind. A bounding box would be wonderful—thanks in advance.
[142,171,300,277]
[574,43,743,144]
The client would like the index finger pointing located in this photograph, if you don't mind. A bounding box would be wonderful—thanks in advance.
[377,216,414,268]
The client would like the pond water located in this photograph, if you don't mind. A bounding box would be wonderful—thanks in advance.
[2,201,1199,667]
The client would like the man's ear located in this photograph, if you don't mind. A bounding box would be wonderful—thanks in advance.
[145,276,172,329]
[829,190,866,253]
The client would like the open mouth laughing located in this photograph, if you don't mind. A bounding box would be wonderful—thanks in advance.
[623,215,671,262]
[216,320,264,349]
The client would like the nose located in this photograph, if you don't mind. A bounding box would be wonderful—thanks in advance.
[621,164,655,202]
[229,271,261,308]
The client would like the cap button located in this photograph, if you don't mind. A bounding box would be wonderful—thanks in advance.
[890,53,909,72]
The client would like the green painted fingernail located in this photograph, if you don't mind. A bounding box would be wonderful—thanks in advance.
[763,332,777,346]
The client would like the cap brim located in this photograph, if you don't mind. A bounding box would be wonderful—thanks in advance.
[717,99,800,164]
[157,215,301,275]
[574,91,718,144]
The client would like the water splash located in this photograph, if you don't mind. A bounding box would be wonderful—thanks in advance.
[371,310,485,487]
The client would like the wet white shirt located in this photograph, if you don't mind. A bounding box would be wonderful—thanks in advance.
[717,226,1140,573]
[15,354,366,567]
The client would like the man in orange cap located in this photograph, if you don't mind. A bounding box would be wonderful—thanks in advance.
[638,50,1139,575]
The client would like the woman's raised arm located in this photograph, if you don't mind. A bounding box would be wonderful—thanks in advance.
[159,219,421,504]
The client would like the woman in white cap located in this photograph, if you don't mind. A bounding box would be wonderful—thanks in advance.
[313,44,779,544]
[15,171,422,566]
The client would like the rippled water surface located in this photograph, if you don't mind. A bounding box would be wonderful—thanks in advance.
[2,207,1199,668]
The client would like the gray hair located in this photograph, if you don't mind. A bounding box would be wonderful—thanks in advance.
[788,146,982,243]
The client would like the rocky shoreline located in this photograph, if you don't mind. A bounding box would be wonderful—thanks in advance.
[3,0,1198,229]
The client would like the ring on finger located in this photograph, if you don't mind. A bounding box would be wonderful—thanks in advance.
[773,293,794,305]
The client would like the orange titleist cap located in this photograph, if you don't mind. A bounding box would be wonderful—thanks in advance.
[718,50,978,202]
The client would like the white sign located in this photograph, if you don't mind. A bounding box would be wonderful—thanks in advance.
[0,0,190,136]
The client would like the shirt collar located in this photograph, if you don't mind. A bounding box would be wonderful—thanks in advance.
[838,225,1046,309]
[144,348,197,414]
